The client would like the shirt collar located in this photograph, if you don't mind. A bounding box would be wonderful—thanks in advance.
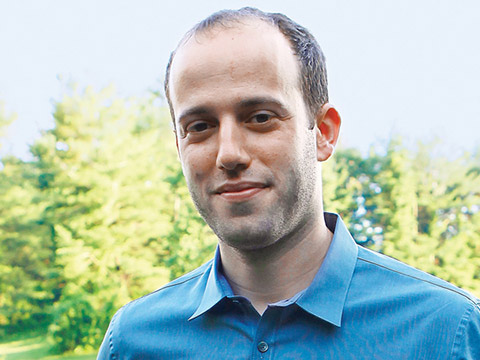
[189,247,231,320]
[189,213,358,327]
[296,213,358,327]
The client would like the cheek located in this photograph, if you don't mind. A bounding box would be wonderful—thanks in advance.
[180,145,214,184]
[258,136,298,167]
[266,134,316,185]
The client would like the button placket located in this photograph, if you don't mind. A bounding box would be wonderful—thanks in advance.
[251,306,280,359]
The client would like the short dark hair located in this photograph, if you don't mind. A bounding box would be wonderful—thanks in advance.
[164,7,328,128]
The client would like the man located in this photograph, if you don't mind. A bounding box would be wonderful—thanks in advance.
[98,7,480,359]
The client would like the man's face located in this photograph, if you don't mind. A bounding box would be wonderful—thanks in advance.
[169,21,323,250]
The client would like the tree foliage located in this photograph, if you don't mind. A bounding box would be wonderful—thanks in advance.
[324,139,480,294]
[0,89,479,352]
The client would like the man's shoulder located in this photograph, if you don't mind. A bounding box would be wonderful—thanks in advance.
[151,259,213,296]
[350,246,480,359]
[355,245,479,309]
[97,260,215,358]
[115,259,213,324]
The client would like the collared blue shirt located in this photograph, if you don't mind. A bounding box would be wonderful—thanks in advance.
[98,213,480,359]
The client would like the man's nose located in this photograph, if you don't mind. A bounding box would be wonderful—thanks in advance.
[215,121,251,172]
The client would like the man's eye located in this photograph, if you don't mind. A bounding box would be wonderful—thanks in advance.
[250,113,272,124]
[186,121,210,133]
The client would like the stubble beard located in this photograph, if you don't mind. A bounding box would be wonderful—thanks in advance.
[185,140,320,252]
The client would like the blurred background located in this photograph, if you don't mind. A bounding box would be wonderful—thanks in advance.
[1,1,479,358]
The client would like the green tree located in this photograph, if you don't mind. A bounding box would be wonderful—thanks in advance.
[325,138,480,297]
[376,138,421,265]
[0,106,55,336]
[30,87,215,352]
[411,145,480,293]
[323,147,385,250]
[322,148,362,226]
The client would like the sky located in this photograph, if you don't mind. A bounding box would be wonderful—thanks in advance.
[1,0,479,160]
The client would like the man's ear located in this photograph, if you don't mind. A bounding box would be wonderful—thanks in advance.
[315,103,341,162]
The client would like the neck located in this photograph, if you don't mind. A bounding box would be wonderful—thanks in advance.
[219,214,333,315]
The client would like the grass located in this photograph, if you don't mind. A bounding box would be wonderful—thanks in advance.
[0,333,96,360]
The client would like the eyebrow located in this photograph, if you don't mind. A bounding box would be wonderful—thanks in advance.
[236,96,289,113]
[177,96,289,124]
[177,106,211,124]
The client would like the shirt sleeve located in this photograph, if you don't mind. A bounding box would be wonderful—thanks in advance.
[452,301,480,360]
[96,309,120,360]
[97,335,111,360]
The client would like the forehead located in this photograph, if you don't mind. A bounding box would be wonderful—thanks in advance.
[168,20,301,110]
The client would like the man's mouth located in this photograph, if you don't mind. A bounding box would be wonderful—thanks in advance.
[215,182,269,201]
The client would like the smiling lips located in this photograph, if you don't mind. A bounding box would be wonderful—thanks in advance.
[215,182,269,201]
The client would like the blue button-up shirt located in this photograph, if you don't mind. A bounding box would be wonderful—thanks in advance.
[98,213,480,359]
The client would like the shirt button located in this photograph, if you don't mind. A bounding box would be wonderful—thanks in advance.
[257,341,269,353]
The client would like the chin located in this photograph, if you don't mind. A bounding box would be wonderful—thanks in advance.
[213,218,279,251]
